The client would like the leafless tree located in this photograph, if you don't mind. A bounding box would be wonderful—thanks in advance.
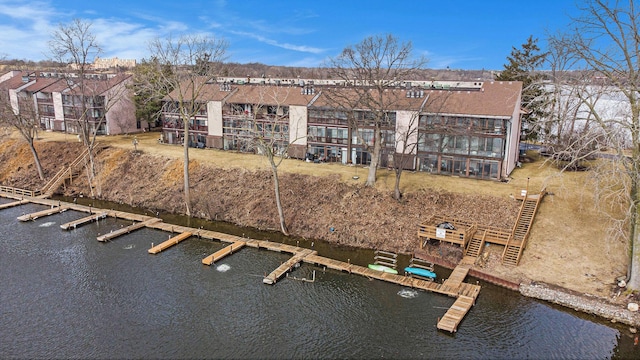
[143,34,227,216]
[324,34,427,187]
[548,0,640,289]
[390,97,427,200]
[229,85,309,235]
[48,19,129,197]
[0,86,45,180]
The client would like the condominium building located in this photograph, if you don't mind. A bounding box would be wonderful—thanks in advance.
[0,70,142,136]
[160,77,523,180]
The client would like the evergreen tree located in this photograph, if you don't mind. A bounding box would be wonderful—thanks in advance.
[496,36,548,141]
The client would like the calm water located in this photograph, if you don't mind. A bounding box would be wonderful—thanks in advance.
[0,199,638,359]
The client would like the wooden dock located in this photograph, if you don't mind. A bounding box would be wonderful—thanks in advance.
[0,194,481,332]
[263,248,317,284]
[17,205,69,221]
[437,295,476,332]
[202,241,246,265]
[148,231,193,254]
[97,218,161,242]
[0,199,29,210]
[60,212,108,230]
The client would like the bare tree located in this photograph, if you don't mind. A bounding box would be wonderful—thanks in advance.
[389,95,427,200]
[0,83,45,180]
[228,85,311,235]
[48,19,129,197]
[143,35,227,216]
[325,34,426,187]
[549,0,640,289]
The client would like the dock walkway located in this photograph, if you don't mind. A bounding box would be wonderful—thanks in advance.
[60,212,109,230]
[0,193,480,332]
[17,205,69,221]
[148,231,193,254]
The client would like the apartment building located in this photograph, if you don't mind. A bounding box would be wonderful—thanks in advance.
[160,77,522,180]
[0,70,140,136]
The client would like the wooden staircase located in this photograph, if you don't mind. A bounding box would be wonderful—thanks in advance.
[39,144,103,198]
[501,188,546,266]
[464,230,486,258]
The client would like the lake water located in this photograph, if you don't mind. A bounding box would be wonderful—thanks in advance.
[0,199,638,359]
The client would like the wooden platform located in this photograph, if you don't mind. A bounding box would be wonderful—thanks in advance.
[148,231,193,254]
[263,249,317,284]
[0,199,29,210]
[202,241,246,265]
[60,212,108,230]
[1,194,481,332]
[97,218,162,242]
[437,295,476,332]
[17,205,69,221]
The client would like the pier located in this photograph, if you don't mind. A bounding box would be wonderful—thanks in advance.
[0,199,29,210]
[97,218,161,242]
[202,241,246,265]
[0,193,481,332]
[148,232,193,254]
[17,205,69,221]
[60,212,108,230]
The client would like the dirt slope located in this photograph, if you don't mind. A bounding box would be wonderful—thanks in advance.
[0,131,631,304]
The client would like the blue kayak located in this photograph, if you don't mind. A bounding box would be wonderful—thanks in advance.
[404,266,436,279]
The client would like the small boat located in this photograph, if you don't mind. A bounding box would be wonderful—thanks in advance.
[404,266,436,279]
[368,263,398,274]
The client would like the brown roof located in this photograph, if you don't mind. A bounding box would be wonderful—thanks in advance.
[165,76,237,102]
[311,87,427,111]
[311,81,522,117]
[23,77,64,93]
[422,81,522,117]
[0,71,32,91]
[67,74,131,96]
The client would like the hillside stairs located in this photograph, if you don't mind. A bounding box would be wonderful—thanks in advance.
[39,144,104,198]
[501,188,546,266]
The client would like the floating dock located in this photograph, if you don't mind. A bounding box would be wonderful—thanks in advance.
[17,205,69,221]
[263,248,317,284]
[0,193,481,332]
[437,295,476,332]
[60,212,108,230]
[97,218,161,242]
[0,199,29,210]
[202,241,246,265]
[148,231,192,254]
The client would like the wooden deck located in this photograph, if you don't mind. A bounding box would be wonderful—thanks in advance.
[17,205,69,221]
[202,241,246,265]
[60,212,109,230]
[97,218,162,242]
[148,231,193,254]
[0,199,29,210]
[437,295,476,332]
[263,248,317,284]
[0,194,481,332]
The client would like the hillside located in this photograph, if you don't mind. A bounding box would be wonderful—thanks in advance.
[0,130,630,303]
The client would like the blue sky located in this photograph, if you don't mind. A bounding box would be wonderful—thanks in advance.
[0,0,581,70]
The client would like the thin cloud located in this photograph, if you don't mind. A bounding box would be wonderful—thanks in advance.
[230,30,324,54]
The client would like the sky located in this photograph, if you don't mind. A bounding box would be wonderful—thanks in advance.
[0,0,583,70]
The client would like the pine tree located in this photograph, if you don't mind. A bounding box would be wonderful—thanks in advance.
[496,36,547,141]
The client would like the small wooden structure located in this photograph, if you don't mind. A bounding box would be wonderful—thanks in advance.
[17,205,69,221]
[418,216,477,248]
[60,212,108,230]
[404,257,435,281]
[372,250,397,269]
[202,241,246,265]
[148,231,192,254]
